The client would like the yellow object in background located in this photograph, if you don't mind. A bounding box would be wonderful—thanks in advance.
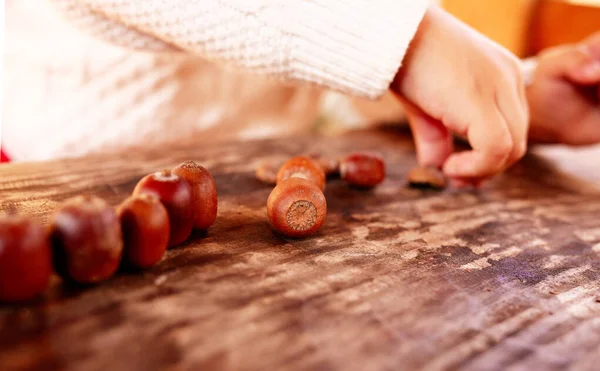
[530,0,600,54]
[442,0,600,57]
[564,0,600,6]
[441,0,538,57]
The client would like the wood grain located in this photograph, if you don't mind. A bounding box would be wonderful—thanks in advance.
[1,127,600,371]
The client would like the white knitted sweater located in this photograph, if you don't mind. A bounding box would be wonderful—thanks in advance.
[2,0,429,161]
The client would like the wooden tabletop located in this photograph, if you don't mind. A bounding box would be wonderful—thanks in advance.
[1,127,600,371]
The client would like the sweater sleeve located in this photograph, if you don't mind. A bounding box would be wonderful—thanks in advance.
[50,0,429,99]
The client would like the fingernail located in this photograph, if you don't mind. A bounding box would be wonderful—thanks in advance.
[451,179,470,189]
[581,61,600,78]
[444,161,463,177]
[451,177,483,189]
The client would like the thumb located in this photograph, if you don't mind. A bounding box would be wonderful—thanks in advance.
[400,98,453,169]
[548,44,600,85]
[579,31,600,60]
[575,31,600,86]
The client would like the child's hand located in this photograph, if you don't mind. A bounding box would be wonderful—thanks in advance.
[527,32,600,145]
[391,6,528,183]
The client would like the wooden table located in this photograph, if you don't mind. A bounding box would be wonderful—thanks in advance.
[1,127,600,371]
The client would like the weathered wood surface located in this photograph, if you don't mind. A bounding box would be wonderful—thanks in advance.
[1,127,600,371]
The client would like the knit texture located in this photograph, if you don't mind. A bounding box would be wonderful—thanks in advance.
[54,0,429,98]
[3,0,429,161]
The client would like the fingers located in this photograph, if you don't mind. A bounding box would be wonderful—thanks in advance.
[573,32,600,83]
[568,48,600,84]
[452,177,483,189]
[543,43,600,85]
[564,110,600,145]
[403,71,527,181]
[402,65,528,181]
[443,99,520,179]
[580,31,600,59]
[494,82,529,167]
[400,98,453,169]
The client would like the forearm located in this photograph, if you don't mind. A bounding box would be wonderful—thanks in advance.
[50,0,429,99]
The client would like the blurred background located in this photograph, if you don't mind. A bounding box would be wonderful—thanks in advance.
[339,0,600,134]
[2,0,600,162]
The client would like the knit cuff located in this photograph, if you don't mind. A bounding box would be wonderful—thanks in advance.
[285,1,430,99]
[521,56,539,86]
